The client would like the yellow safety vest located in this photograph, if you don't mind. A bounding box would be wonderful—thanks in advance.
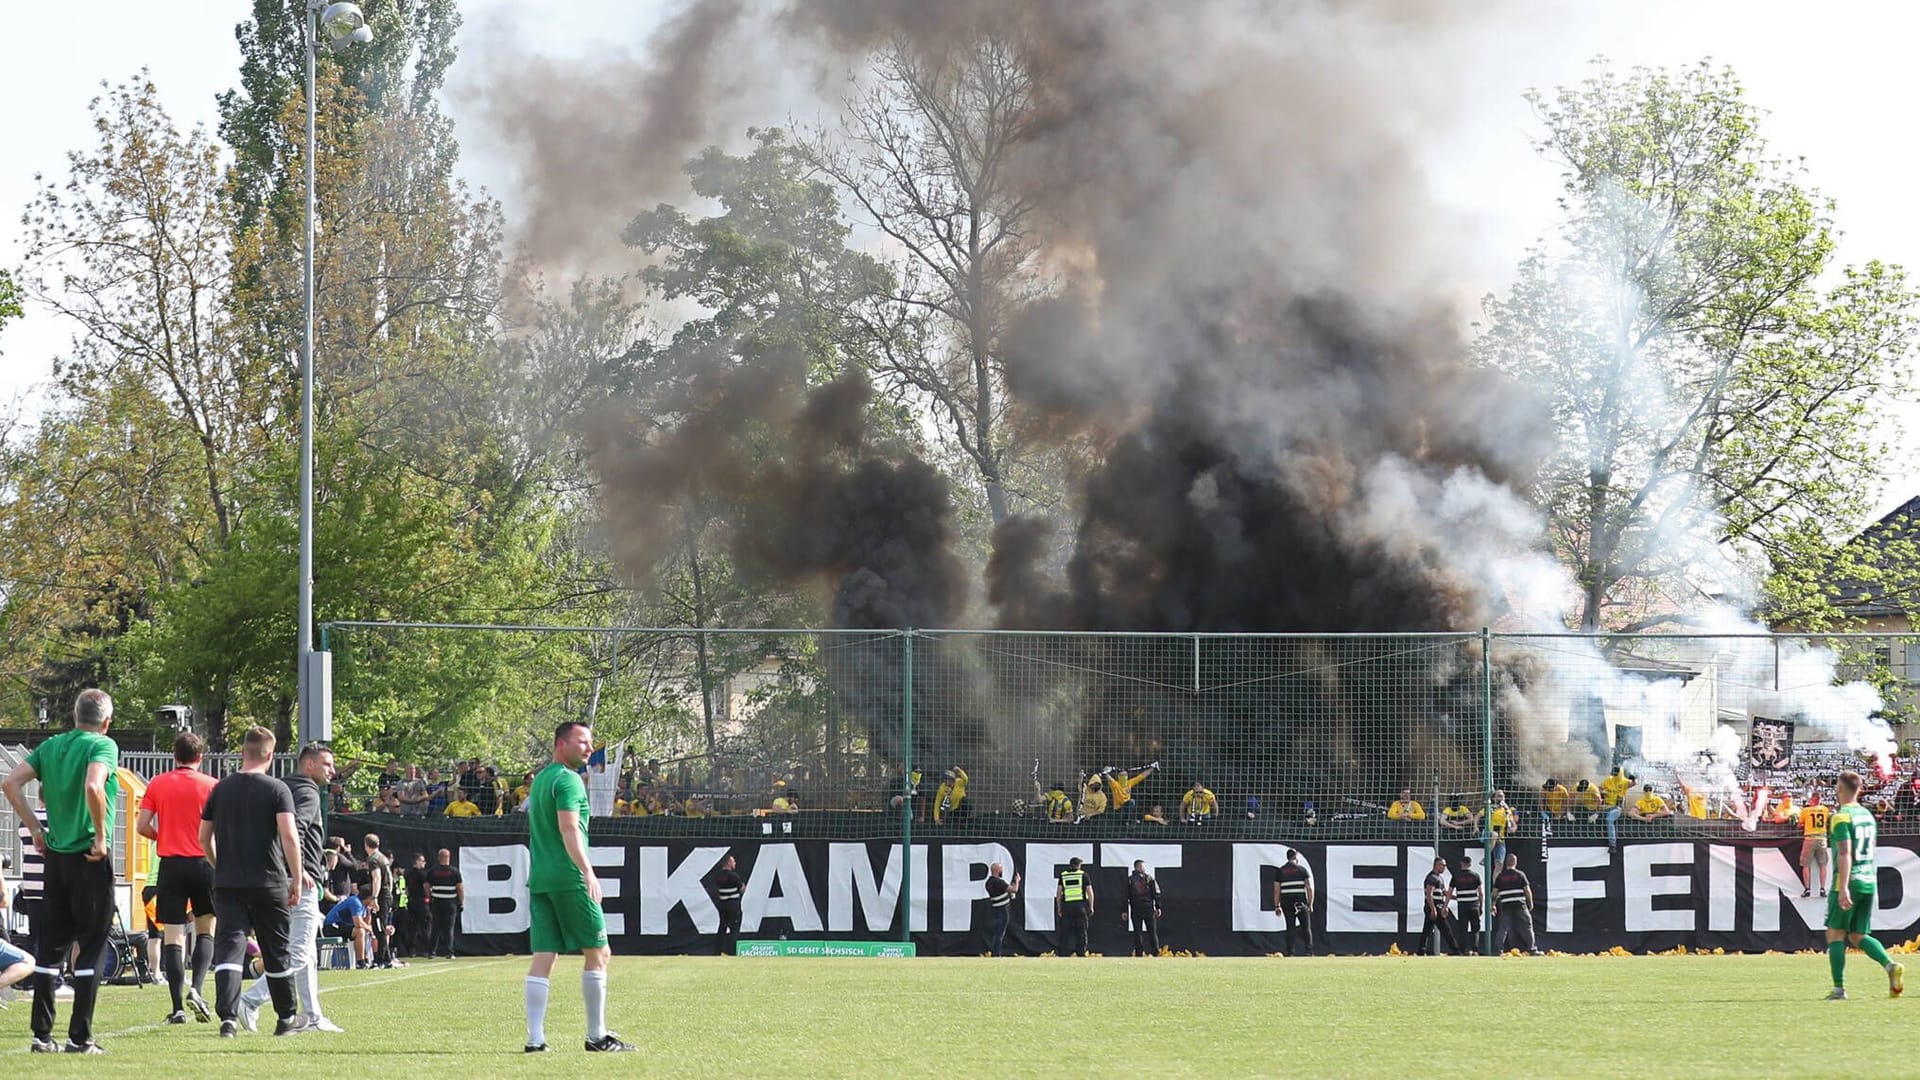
[1060,869,1087,903]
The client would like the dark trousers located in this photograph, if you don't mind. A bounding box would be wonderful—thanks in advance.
[1059,904,1089,956]
[1128,904,1160,956]
[429,899,457,956]
[1280,898,1312,956]
[212,886,296,1023]
[403,904,429,954]
[1495,903,1536,953]
[1457,904,1482,948]
[369,905,392,964]
[716,904,742,955]
[30,853,112,1045]
[987,906,1010,956]
[1419,906,1463,955]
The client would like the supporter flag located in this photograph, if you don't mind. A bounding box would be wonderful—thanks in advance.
[1747,716,1794,770]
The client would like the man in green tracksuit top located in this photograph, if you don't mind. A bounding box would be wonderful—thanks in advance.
[522,721,635,1054]
[1823,769,1904,1000]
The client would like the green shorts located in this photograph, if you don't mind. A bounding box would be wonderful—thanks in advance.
[1825,884,1875,936]
[529,887,608,954]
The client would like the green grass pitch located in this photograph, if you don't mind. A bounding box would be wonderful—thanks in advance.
[0,953,1908,1076]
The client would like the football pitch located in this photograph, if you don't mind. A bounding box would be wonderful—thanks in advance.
[0,952,1908,1077]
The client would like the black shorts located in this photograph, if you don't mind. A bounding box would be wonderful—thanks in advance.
[37,850,115,951]
[156,855,215,924]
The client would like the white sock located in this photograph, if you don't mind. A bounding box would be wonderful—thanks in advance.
[582,969,607,1041]
[524,976,550,1046]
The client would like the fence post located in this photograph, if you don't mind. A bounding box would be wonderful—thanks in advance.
[1481,626,1495,957]
[899,629,915,944]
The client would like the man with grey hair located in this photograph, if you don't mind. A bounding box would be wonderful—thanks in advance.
[2,688,119,1053]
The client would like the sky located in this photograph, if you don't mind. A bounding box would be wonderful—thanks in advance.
[0,0,1915,521]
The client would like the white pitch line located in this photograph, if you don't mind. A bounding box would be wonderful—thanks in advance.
[0,958,517,1054]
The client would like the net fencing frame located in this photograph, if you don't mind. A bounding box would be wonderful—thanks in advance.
[319,622,1920,950]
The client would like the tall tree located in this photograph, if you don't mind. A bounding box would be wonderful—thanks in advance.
[1476,62,1920,631]
[219,0,460,229]
[804,37,1044,531]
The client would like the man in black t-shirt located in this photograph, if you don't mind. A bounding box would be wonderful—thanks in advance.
[708,855,744,955]
[1492,854,1540,956]
[198,726,307,1037]
[402,852,430,957]
[360,835,396,968]
[1272,849,1314,957]
[1416,856,1463,956]
[983,862,1019,957]
[1451,856,1484,947]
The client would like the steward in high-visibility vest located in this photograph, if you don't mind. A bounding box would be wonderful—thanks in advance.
[1055,858,1094,956]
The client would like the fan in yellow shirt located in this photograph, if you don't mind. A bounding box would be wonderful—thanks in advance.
[1180,782,1217,824]
[1387,787,1426,822]
[1574,779,1604,817]
[1600,768,1633,808]
[444,789,482,818]
[1102,763,1158,812]
[1077,777,1109,822]
[1541,779,1571,819]
[934,767,969,823]
[1044,784,1073,822]
[1628,785,1673,821]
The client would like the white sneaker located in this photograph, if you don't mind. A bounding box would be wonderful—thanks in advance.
[237,996,259,1033]
[306,1015,344,1033]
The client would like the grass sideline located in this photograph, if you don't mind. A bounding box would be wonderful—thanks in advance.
[0,953,1908,1077]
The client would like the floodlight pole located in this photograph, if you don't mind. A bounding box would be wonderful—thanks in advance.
[296,0,321,748]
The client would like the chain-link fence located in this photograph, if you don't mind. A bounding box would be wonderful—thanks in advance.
[318,623,1920,841]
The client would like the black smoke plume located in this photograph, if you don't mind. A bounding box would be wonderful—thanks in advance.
[541,1,1560,800]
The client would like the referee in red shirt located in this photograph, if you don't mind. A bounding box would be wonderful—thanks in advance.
[136,732,217,1024]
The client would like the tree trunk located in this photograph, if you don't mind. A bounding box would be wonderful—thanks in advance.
[684,509,718,759]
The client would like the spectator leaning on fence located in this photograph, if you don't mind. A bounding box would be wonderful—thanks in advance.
[1574,779,1603,819]
[398,766,428,818]
[1440,794,1475,831]
[934,767,969,823]
[1387,787,1426,822]
[1075,777,1108,823]
[1181,781,1217,825]
[1541,779,1571,821]
[1485,790,1517,870]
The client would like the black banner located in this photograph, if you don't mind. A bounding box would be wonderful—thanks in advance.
[333,816,1920,956]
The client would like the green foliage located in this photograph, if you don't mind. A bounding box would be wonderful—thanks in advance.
[1477,61,1920,630]
[219,0,462,228]
[0,268,20,344]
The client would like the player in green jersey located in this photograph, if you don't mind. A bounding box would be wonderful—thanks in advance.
[1823,770,1903,1000]
[522,721,635,1053]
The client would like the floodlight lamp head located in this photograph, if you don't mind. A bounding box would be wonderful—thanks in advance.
[319,3,373,51]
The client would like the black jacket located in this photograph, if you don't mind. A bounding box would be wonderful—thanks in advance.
[285,774,326,888]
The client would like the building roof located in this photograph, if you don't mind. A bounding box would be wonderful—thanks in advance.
[1827,495,1920,618]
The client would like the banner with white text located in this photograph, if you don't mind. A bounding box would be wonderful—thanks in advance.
[332,817,1920,956]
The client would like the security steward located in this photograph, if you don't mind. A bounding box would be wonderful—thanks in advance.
[1272,849,1314,956]
[1492,854,1541,955]
[1055,857,1094,956]
[424,848,463,958]
[709,855,744,955]
[1417,855,1462,955]
[1451,856,1484,945]
[1125,859,1162,956]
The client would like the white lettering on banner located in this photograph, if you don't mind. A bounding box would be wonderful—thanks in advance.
[589,846,627,936]
[1749,847,1823,933]
[743,843,823,933]
[943,844,1015,932]
[638,846,726,934]
[1876,848,1920,931]
[1545,846,1608,933]
[827,844,928,933]
[1024,843,1094,932]
[1324,846,1397,934]
[460,845,528,934]
[1707,846,1736,933]
[1624,843,1694,932]
[1404,845,1436,930]
[1229,844,1304,932]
